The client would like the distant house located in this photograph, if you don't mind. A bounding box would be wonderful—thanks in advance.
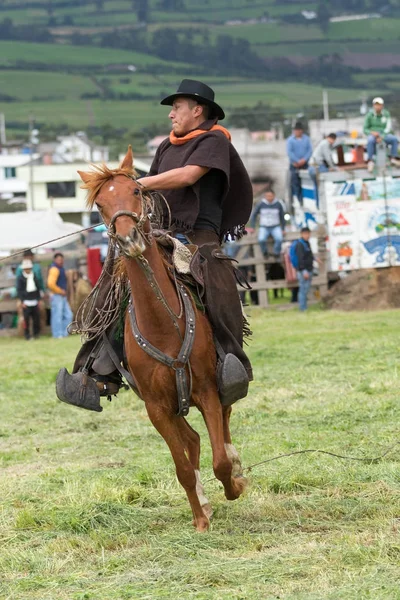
[301,10,316,20]
[39,132,109,164]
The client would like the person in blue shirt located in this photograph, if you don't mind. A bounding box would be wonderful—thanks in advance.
[286,122,313,205]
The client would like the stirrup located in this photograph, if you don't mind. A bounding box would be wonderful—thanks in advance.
[56,368,103,413]
[217,353,249,406]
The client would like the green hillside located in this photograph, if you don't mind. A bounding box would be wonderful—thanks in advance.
[0,0,399,153]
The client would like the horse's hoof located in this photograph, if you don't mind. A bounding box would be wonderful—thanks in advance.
[192,516,210,532]
[225,475,248,501]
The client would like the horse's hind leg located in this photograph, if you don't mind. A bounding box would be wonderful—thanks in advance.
[198,394,247,502]
[177,419,213,520]
[145,402,210,532]
[222,405,245,478]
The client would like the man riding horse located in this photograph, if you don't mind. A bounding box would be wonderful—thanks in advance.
[57,79,253,411]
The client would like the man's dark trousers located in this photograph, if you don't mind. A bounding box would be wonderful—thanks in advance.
[290,164,308,205]
[23,305,40,340]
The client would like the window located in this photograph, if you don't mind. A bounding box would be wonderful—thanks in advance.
[4,167,16,178]
[46,181,75,198]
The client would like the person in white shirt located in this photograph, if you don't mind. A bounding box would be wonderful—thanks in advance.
[16,259,42,340]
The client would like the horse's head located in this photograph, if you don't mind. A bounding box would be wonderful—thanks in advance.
[78,146,149,258]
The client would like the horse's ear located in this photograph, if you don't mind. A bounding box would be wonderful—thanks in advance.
[120,145,133,170]
[77,170,91,184]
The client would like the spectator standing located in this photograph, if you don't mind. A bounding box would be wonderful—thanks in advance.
[287,122,312,204]
[15,249,45,293]
[249,190,285,257]
[47,252,72,338]
[364,97,399,172]
[16,259,41,340]
[295,227,314,312]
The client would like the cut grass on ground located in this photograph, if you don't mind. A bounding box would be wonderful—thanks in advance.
[1,307,400,598]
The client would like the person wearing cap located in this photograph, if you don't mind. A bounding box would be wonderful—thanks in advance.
[287,122,313,205]
[364,97,399,172]
[58,79,254,412]
[16,259,42,340]
[15,249,45,293]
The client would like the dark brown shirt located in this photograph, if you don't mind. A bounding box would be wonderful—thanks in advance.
[148,120,253,240]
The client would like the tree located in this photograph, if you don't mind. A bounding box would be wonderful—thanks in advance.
[228,102,284,131]
[317,0,331,33]
[152,27,179,60]
[133,0,149,23]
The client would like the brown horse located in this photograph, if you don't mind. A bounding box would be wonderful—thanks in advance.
[78,147,248,532]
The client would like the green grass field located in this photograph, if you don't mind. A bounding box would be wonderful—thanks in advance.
[1,0,400,139]
[0,65,382,134]
[1,307,400,599]
[0,40,190,69]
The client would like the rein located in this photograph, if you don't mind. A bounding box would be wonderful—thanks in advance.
[107,187,184,334]
[107,186,196,416]
[0,224,100,264]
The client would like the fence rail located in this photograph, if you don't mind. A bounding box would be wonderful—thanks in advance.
[234,230,328,308]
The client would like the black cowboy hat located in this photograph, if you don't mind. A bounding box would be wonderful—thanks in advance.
[160,79,225,121]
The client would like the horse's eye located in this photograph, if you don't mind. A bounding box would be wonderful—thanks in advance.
[134,188,140,196]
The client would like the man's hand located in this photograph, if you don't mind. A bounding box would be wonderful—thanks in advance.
[303,271,310,280]
[246,227,255,234]
[372,131,381,139]
[297,158,306,167]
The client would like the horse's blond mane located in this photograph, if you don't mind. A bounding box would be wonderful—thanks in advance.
[81,163,136,209]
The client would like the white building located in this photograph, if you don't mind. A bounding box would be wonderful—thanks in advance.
[48,132,109,164]
[308,117,367,144]
[229,129,288,199]
[0,151,41,203]
[17,158,151,225]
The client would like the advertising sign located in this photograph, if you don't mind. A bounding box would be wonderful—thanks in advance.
[325,176,400,271]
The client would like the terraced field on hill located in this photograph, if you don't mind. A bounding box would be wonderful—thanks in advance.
[1,0,399,147]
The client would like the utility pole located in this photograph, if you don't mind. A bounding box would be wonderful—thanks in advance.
[0,113,6,146]
[28,114,39,211]
[323,89,329,122]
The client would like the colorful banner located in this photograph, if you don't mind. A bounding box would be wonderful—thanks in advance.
[325,176,400,271]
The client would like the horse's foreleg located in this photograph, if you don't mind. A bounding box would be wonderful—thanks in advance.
[200,399,247,501]
[145,403,210,532]
[176,418,213,520]
[222,405,245,478]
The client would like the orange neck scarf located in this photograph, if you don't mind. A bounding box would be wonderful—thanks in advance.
[170,124,231,145]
